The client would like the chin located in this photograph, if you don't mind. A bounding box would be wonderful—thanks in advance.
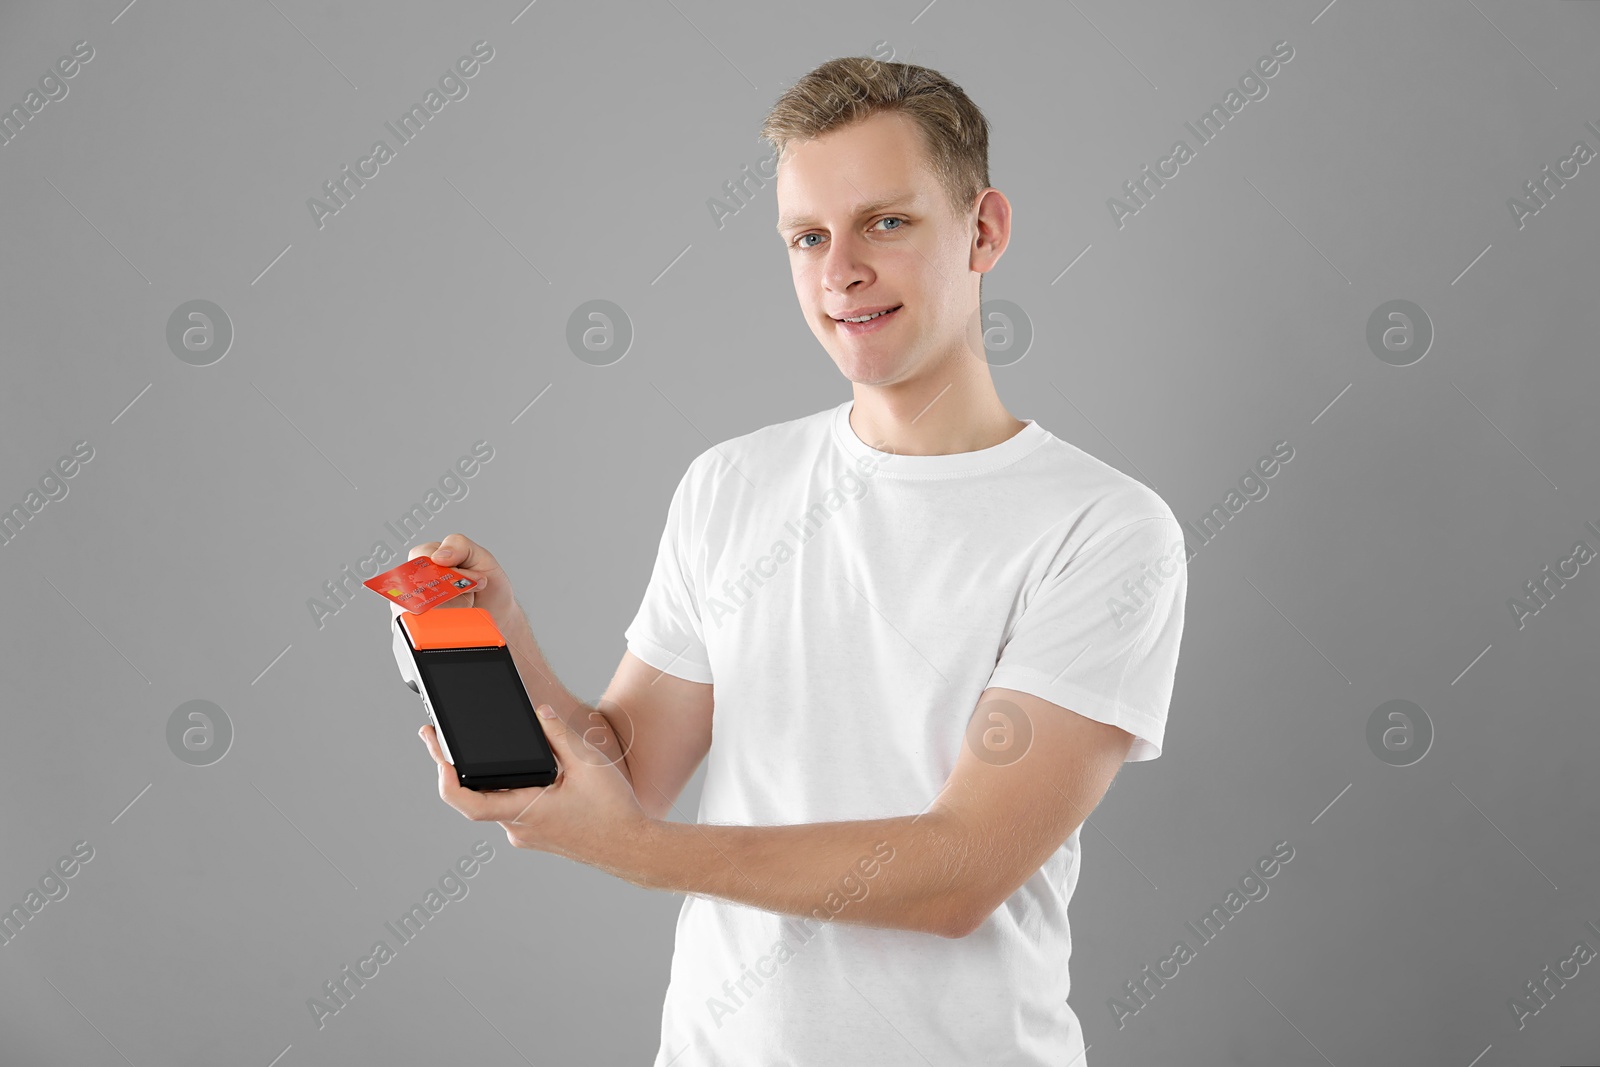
[833,355,905,386]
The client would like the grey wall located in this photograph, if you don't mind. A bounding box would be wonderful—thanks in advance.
[2,0,1597,1064]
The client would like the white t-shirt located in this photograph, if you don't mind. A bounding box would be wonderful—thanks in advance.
[625,399,1188,1066]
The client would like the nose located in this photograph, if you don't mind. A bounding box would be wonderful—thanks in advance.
[820,232,873,295]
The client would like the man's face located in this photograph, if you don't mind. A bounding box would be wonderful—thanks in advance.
[774,110,981,388]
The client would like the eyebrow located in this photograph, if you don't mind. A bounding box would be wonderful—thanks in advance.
[775,192,920,234]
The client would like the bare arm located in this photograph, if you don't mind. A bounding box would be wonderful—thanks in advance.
[424,636,1131,939]
[416,540,1136,942]
[595,688,1134,939]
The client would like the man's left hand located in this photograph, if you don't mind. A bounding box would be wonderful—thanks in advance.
[418,707,649,868]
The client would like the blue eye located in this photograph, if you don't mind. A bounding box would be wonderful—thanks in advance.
[791,217,908,250]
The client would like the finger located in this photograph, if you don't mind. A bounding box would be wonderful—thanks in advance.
[429,533,477,568]
[492,707,566,825]
[440,565,489,591]
[403,538,489,608]
[431,535,508,592]
[437,763,526,821]
[418,723,446,766]
[432,536,494,599]
[533,705,574,768]
[421,723,546,821]
[419,725,488,814]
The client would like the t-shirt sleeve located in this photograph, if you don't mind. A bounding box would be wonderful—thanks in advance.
[622,461,714,685]
[984,516,1188,761]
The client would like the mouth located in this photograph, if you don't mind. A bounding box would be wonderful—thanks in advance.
[832,305,903,333]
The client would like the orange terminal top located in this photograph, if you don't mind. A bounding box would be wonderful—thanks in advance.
[399,606,506,650]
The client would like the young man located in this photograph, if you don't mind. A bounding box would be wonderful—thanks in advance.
[415,57,1188,1066]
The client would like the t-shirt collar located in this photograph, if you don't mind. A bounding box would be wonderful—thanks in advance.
[830,400,1049,479]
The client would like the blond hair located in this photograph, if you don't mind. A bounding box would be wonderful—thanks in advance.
[759,56,992,225]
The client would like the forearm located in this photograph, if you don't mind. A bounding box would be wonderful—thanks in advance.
[614,811,976,938]
[498,600,630,781]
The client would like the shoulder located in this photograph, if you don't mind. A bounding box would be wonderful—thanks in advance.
[1027,430,1181,542]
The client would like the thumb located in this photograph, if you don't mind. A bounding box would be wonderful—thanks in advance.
[536,705,577,768]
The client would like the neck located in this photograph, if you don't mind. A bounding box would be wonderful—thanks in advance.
[847,356,1024,457]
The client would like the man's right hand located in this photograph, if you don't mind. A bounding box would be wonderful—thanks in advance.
[407,533,518,625]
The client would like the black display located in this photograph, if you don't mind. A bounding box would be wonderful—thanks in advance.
[416,649,557,777]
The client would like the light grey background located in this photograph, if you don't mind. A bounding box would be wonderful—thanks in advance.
[2,0,1597,1064]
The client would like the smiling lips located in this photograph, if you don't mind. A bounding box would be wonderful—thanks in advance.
[833,304,901,322]
[832,304,903,334]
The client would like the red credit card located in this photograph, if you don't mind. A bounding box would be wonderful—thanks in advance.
[363,556,477,614]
